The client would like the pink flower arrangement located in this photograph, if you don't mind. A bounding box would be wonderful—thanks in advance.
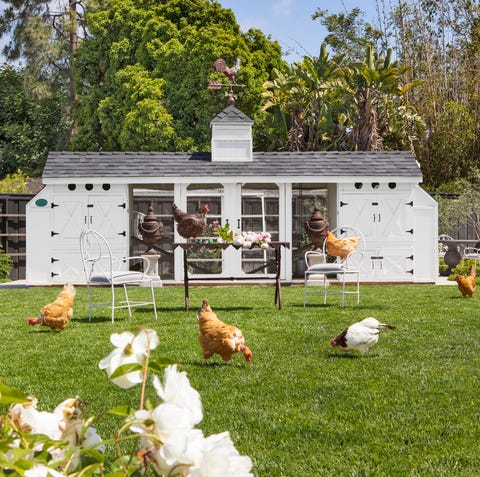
[233,231,272,249]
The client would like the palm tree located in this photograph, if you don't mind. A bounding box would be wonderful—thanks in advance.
[262,43,347,151]
[346,45,423,151]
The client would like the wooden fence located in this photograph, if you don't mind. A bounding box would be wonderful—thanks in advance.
[0,194,33,280]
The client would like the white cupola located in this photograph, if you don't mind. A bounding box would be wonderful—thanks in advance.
[210,105,253,162]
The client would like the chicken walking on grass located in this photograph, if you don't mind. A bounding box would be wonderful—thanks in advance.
[330,317,395,356]
[197,298,252,363]
[455,264,476,298]
[27,284,76,331]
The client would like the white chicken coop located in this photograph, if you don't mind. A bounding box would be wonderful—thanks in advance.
[26,105,438,285]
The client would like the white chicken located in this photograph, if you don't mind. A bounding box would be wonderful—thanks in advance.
[330,317,395,355]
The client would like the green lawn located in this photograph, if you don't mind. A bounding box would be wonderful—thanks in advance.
[1,283,479,476]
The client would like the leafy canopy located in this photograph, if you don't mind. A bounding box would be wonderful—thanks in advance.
[71,0,285,152]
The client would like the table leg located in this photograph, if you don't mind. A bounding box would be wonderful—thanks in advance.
[183,248,189,311]
[275,247,282,309]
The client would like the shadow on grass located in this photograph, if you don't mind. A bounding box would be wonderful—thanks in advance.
[74,316,116,323]
[295,303,391,311]
[158,305,257,313]
[326,351,380,359]
[187,360,249,368]
[194,305,255,312]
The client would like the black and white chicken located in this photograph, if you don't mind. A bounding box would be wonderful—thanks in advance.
[330,317,395,355]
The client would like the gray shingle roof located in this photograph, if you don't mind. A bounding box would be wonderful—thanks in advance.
[210,105,253,123]
[42,150,422,180]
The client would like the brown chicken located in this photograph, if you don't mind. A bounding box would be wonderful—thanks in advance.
[325,229,361,259]
[197,298,252,363]
[172,203,209,239]
[455,264,476,298]
[28,284,76,330]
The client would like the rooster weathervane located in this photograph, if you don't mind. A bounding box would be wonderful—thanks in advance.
[208,57,245,105]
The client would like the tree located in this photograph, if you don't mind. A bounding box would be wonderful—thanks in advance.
[0,65,68,177]
[436,169,480,239]
[262,43,348,151]
[346,45,423,151]
[378,0,480,187]
[0,0,88,136]
[71,0,285,152]
[312,8,382,61]
[262,42,422,152]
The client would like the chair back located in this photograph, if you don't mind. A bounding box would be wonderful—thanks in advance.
[305,250,326,269]
[80,229,116,283]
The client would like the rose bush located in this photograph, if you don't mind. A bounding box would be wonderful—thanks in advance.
[0,328,253,476]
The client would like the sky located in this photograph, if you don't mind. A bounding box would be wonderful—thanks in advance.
[0,1,381,64]
[218,0,381,63]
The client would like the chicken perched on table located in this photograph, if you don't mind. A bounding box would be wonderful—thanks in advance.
[455,264,476,298]
[172,203,209,239]
[325,229,361,259]
[197,298,252,363]
[27,284,76,331]
[330,317,395,355]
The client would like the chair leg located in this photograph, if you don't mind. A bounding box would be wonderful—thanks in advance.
[123,284,133,317]
[303,277,308,307]
[356,273,360,304]
[86,285,94,321]
[341,274,346,308]
[323,275,327,304]
[150,281,158,320]
[110,283,115,323]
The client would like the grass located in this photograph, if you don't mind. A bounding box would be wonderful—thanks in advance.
[1,282,479,476]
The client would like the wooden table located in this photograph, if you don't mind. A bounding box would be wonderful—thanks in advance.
[173,241,290,311]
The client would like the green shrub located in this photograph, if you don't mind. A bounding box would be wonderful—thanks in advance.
[450,259,479,280]
[438,257,449,275]
[0,170,28,193]
[0,244,13,280]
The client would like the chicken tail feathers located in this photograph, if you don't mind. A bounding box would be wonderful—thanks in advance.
[469,264,476,278]
[199,298,212,313]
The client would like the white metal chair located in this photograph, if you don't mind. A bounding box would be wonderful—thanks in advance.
[303,226,366,307]
[303,250,327,303]
[463,246,480,266]
[80,229,158,323]
[438,234,453,258]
